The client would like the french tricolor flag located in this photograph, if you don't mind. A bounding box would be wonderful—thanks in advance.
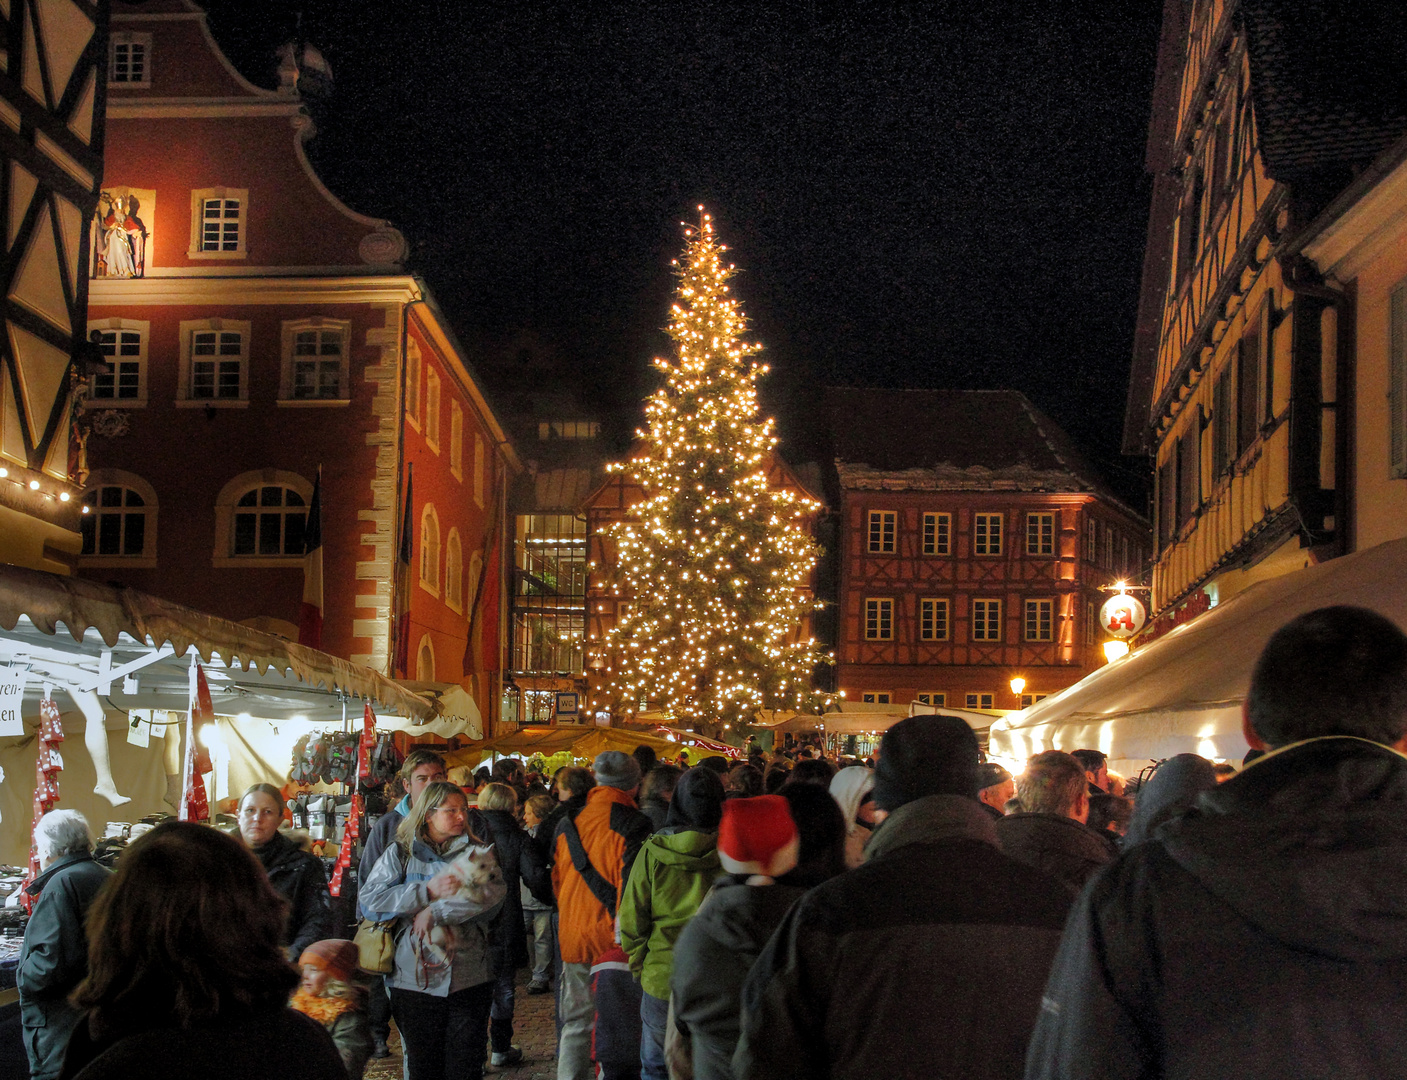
[299,467,323,649]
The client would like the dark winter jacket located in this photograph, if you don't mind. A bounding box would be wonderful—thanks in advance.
[356,797,406,919]
[480,807,553,974]
[639,795,670,831]
[735,794,1073,1080]
[17,853,112,1080]
[995,812,1112,896]
[1025,736,1407,1080]
[253,830,331,961]
[57,1006,347,1080]
[672,877,807,1080]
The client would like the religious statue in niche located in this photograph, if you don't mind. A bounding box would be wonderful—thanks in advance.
[91,187,153,278]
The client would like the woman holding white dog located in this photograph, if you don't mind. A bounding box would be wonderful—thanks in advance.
[360,780,507,1080]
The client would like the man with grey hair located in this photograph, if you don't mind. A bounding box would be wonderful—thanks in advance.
[552,750,652,1080]
[18,809,111,1080]
[995,751,1111,895]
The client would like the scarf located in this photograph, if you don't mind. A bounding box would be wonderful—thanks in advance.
[289,989,358,1027]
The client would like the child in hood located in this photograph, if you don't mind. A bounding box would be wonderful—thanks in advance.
[289,939,373,1080]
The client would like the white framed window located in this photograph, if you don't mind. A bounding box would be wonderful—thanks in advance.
[1085,600,1096,645]
[188,188,248,258]
[473,434,486,508]
[1026,512,1055,556]
[79,470,157,567]
[860,692,891,704]
[1086,518,1097,562]
[974,513,1003,556]
[916,692,946,707]
[424,366,441,451]
[1025,599,1054,642]
[445,529,463,613]
[919,598,950,641]
[177,319,250,406]
[420,503,441,595]
[1019,692,1050,708]
[1120,535,1130,576]
[922,512,950,555]
[966,692,995,710]
[450,401,463,480]
[864,597,893,640]
[867,510,896,554]
[405,339,422,429]
[280,319,350,403]
[87,319,149,406]
[109,34,151,86]
[416,635,436,682]
[1105,527,1115,569]
[212,470,312,568]
[972,598,1002,642]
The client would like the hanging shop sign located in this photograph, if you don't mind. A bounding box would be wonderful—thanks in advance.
[1100,593,1148,640]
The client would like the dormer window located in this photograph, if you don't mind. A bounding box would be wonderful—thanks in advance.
[109,34,151,87]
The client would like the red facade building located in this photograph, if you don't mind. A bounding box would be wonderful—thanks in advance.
[833,389,1148,711]
[80,2,517,728]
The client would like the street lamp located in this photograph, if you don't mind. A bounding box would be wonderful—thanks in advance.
[1104,640,1131,662]
[1009,676,1026,702]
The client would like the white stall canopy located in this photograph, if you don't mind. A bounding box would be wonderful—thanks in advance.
[989,537,1407,777]
[0,564,435,724]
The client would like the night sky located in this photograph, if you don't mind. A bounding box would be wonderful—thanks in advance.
[198,0,1163,505]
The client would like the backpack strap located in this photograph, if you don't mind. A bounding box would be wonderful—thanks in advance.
[561,814,617,918]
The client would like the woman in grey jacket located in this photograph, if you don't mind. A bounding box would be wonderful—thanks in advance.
[360,781,507,1080]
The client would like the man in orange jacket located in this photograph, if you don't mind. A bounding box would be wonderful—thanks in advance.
[553,750,653,1080]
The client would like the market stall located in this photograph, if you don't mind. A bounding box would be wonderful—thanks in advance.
[0,564,439,867]
[752,702,1002,755]
[987,536,1407,777]
[443,724,679,773]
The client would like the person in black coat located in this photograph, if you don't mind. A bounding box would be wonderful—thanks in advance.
[18,811,112,1080]
[479,783,553,1068]
[238,784,330,961]
[995,751,1111,896]
[1026,606,1407,1080]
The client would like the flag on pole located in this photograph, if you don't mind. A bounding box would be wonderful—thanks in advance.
[392,465,414,677]
[299,466,324,649]
[180,661,213,823]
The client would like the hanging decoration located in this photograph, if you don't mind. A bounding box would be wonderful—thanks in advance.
[330,701,377,897]
[179,662,214,823]
[20,691,65,912]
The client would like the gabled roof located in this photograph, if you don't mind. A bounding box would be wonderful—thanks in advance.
[829,388,1127,507]
[1241,0,1407,181]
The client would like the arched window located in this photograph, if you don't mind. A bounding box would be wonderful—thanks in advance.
[213,470,313,568]
[445,528,463,612]
[420,503,441,595]
[416,635,436,682]
[79,469,158,565]
[466,550,482,615]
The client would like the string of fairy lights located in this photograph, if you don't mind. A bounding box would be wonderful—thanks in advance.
[588,210,833,731]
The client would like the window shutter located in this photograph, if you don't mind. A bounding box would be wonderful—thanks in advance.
[1391,284,1407,478]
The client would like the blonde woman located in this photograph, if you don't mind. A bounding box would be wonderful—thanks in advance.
[360,781,506,1080]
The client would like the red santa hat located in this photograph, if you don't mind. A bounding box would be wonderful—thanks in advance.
[718,795,799,879]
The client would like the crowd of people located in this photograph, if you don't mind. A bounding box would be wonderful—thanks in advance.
[15,604,1407,1079]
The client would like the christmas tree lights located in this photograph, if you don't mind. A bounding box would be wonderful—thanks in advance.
[597,210,831,732]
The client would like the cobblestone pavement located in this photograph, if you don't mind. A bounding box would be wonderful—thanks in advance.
[364,969,556,1080]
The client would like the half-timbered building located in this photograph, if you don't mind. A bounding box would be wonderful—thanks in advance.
[1127,0,1407,629]
[0,0,108,574]
[835,389,1147,711]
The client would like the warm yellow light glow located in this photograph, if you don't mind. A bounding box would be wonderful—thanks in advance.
[1104,640,1131,662]
[59,491,70,502]
[1009,677,1026,696]
[28,480,40,490]
[198,723,223,751]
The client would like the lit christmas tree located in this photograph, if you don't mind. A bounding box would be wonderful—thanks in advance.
[599,210,831,733]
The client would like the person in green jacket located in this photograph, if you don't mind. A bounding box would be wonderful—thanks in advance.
[619,766,725,1080]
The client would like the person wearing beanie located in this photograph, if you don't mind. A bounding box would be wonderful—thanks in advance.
[735,715,1075,1080]
[976,762,1016,820]
[828,766,877,868]
[619,767,726,1080]
[290,940,372,1080]
[552,750,652,1080]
